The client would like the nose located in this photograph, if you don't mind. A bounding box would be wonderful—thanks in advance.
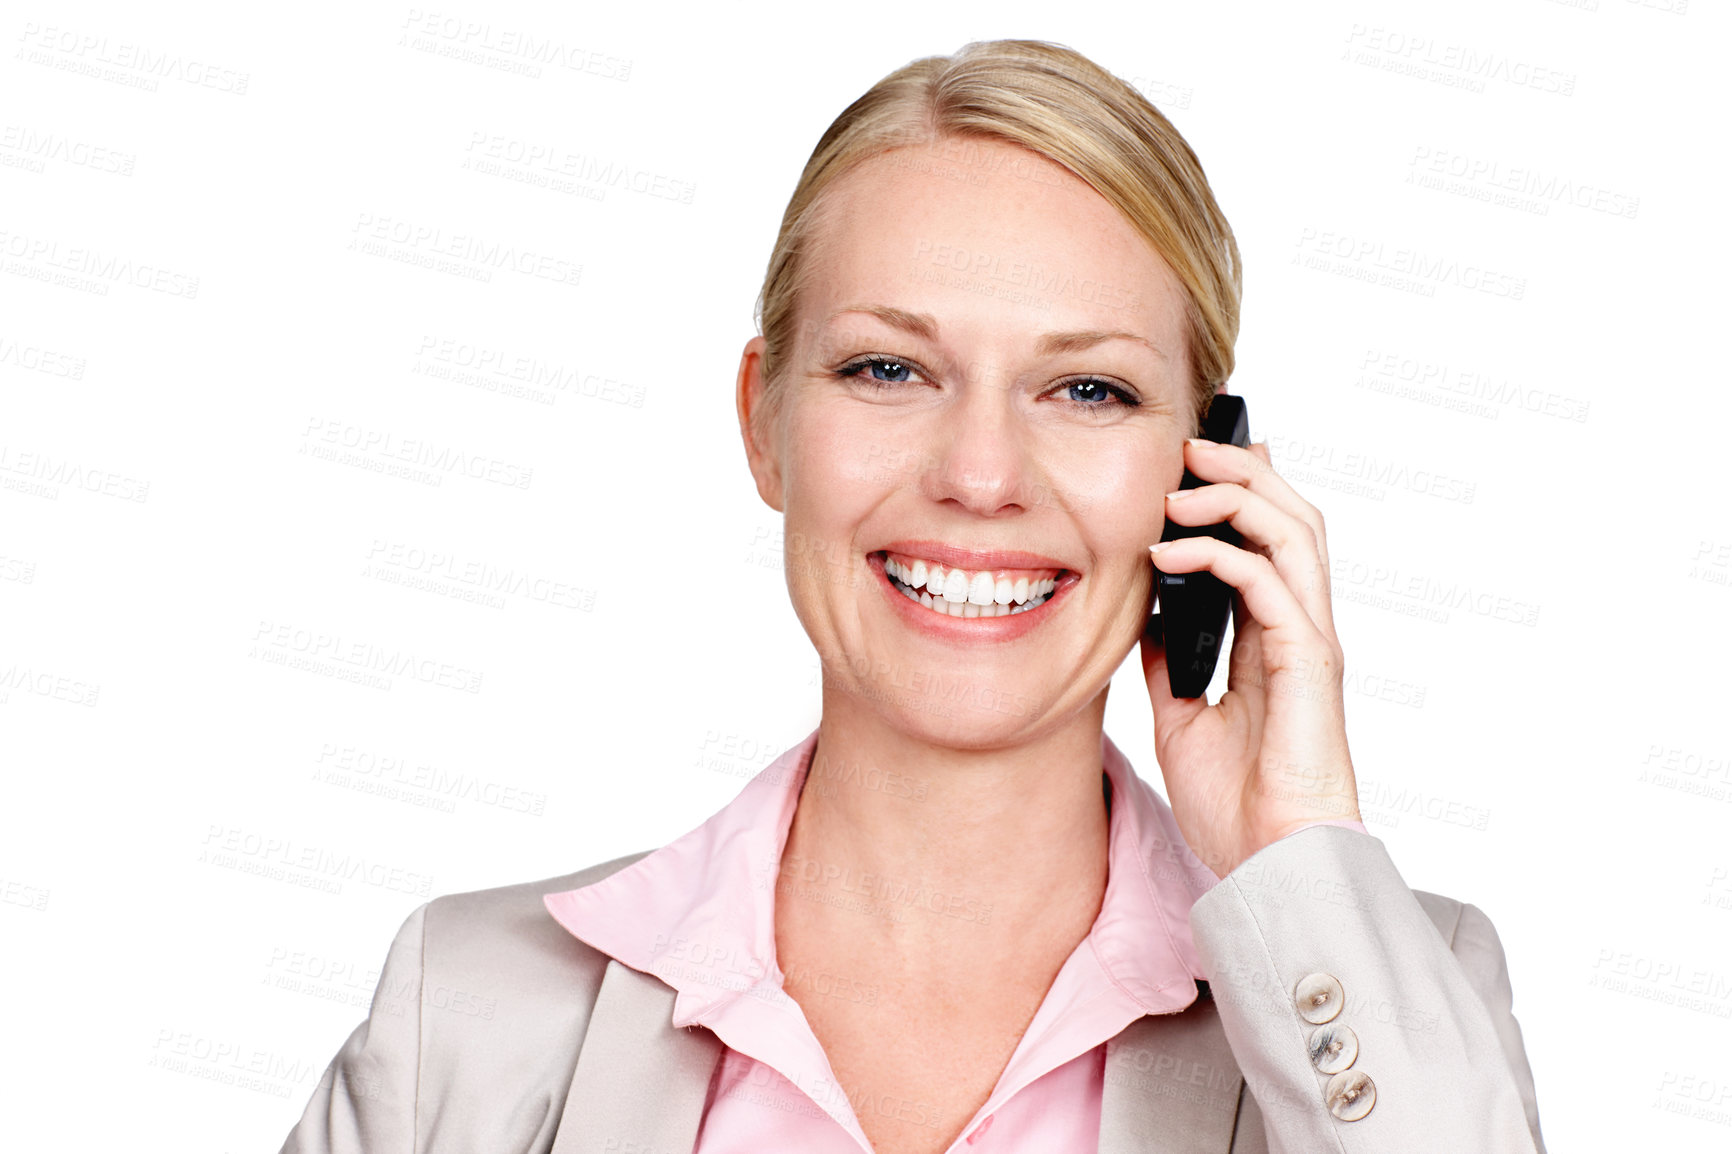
[917,366,1048,517]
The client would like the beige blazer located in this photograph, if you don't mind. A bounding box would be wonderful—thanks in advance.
[278,826,1545,1153]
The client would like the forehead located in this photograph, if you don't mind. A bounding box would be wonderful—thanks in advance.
[799,137,1190,359]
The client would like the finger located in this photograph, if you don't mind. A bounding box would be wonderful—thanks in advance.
[1164,481,1338,644]
[1182,438,1332,575]
[1149,535,1340,685]
[1140,580,1267,746]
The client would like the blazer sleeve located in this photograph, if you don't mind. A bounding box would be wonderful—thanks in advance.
[1450,900,1546,1151]
[279,904,426,1154]
[1187,825,1544,1153]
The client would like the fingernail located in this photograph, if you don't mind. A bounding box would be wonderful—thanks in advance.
[1150,542,1174,554]
[1165,490,1191,501]
[1185,437,1214,447]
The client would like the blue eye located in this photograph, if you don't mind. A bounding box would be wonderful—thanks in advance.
[837,356,916,385]
[835,356,1139,410]
[1063,379,1137,407]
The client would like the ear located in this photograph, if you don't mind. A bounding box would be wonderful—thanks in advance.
[736,335,785,512]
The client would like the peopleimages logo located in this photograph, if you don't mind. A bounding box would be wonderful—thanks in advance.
[1342,24,1577,96]
[1294,228,1526,300]
[301,417,534,490]
[16,22,251,94]
[200,825,435,897]
[250,620,485,694]
[0,227,198,297]
[348,212,582,288]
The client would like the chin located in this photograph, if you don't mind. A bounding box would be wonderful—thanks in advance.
[818,668,1074,751]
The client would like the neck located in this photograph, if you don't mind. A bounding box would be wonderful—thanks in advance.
[777,690,1113,964]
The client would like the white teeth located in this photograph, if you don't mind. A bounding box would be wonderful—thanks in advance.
[942,568,969,604]
[884,555,1065,600]
[881,552,1066,623]
[886,562,1057,619]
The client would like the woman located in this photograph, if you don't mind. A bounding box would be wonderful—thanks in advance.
[282,39,1544,1154]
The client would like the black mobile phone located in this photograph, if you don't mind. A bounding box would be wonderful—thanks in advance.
[1150,394,1251,699]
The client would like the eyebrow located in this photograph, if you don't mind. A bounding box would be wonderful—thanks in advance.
[825,304,1168,361]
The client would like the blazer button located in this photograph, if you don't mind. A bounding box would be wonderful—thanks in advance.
[1293,972,1344,1024]
[1308,1022,1359,1075]
[1325,1069,1376,1120]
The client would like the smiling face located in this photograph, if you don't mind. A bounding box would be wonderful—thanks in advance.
[739,136,1199,750]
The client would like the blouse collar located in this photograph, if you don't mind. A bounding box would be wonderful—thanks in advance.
[543,727,1218,1029]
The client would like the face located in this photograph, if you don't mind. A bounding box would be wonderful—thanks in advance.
[738,137,1198,749]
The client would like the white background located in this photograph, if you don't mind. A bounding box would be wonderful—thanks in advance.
[3,0,1728,1149]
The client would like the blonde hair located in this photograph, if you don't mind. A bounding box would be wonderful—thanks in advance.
[752,39,1242,441]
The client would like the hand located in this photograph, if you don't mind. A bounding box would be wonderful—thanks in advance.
[1139,437,1361,879]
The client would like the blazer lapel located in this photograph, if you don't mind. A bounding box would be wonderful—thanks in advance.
[550,959,722,1154]
[1098,984,1244,1153]
[549,964,1242,1154]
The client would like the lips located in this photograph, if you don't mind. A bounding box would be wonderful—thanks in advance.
[870,542,1077,626]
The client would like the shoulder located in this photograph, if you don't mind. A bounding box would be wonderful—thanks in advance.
[323,852,655,1150]
[1387,887,1545,1148]
[416,850,653,1014]
[1383,882,1542,1143]
[1409,888,1512,991]
[424,849,652,941]
[400,851,657,1135]
[1410,887,1465,942]
[1411,888,1521,1016]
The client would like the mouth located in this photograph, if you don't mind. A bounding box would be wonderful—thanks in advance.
[871,548,1074,619]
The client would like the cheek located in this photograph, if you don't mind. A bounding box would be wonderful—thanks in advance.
[780,404,884,536]
[1051,439,1180,547]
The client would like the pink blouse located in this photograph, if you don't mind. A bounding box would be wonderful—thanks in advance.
[543,730,1368,1153]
